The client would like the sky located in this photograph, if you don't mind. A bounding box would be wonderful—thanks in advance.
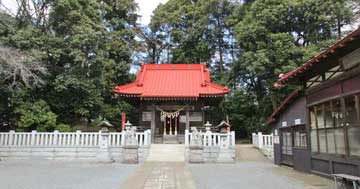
[136,0,168,25]
[0,0,168,26]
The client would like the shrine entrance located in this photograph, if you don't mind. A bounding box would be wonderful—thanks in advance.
[163,116,180,135]
[155,107,187,144]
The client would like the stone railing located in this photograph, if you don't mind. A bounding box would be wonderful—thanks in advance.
[0,129,151,163]
[185,128,236,163]
[252,132,274,160]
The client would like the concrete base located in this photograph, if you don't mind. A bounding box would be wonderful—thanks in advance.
[217,148,235,163]
[96,148,114,163]
[186,146,235,163]
[189,146,204,163]
[122,145,139,164]
[0,146,150,163]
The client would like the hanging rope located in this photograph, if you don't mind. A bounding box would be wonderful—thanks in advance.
[152,105,186,118]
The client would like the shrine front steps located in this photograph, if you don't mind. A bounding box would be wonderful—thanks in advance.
[146,144,185,162]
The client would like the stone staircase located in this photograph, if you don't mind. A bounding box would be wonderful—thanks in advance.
[146,144,185,162]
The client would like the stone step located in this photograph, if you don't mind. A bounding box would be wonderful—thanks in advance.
[146,144,185,162]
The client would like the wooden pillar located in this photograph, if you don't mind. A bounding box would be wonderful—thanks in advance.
[169,117,173,135]
[151,109,155,142]
[186,110,190,131]
[175,116,178,136]
[164,117,167,135]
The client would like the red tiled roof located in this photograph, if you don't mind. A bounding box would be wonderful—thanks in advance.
[114,64,229,99]
[266,90,301,125]
[275,27,360,87]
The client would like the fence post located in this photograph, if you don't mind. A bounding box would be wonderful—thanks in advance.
[53,130,59,146]
[75,130,81,146]
[9,130,15,146]
[252,133,255,146]
[121,131,125,146]
[144,130,148,146]
[185,130,189,146]
[258,132,263,149]
[231,131,235,147]
[207,131,212,146]
[30,130,37,146]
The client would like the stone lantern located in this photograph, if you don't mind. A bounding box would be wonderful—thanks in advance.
[123,120,139,164]
[125,120,133,131]
[204,121,212,133]
[96,120,114,163]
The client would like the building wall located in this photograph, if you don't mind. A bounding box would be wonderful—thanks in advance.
[272,97,312,173]
[306,74,360,177]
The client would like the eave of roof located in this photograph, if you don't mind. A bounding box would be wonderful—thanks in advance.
[275,27,360,87]
[266,90,301,125]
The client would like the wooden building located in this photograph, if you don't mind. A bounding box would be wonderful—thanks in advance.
[114,64,228,143]
[269,28,360,177]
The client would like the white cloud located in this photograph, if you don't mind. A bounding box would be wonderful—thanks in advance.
[135,0,168,25]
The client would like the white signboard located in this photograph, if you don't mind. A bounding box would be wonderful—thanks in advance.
[180,115,186,123]
[189,112,202,122]
[282,121,287,127]
[273,136,280,144]
[142,112,152,122]
[295,119,301,125]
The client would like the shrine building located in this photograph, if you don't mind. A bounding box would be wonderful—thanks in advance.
[114,64,229,143]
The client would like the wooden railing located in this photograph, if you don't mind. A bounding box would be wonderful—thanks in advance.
[0,130,151,147]
[184,130,235,147]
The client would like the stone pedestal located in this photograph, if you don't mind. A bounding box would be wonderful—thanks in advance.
[216,135,235,163]
[96,131,114,163]
[189,146,204,163]
[122,145,139,164]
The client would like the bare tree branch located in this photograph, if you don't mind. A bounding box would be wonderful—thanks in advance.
[0,47,48,88]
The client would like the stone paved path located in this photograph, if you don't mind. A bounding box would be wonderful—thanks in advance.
[121,162,196,189]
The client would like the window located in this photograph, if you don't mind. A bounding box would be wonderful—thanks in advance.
[282,131,292,155]
[310,107,316,129]
[346,94,360,156]
[311,130,318,152]
[294,130,307,148]
[316,105,325,128]
[310,99,345,155]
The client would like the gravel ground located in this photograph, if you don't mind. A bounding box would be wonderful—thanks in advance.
[0,160,139,189]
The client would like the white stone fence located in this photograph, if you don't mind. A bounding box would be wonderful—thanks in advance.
[0,129,151,162]
[184,129,236,163]
[252,132,274,160]
[0,130,151,147]
[184,130,236,147]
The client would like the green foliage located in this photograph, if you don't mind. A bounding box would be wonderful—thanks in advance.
[55,123,73,132]
[0,0,358,138]
[14,100,57,131]
[0,0,138,131]
[232,0,354,123]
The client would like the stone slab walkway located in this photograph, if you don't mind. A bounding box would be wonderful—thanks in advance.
[121,162,196,189]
